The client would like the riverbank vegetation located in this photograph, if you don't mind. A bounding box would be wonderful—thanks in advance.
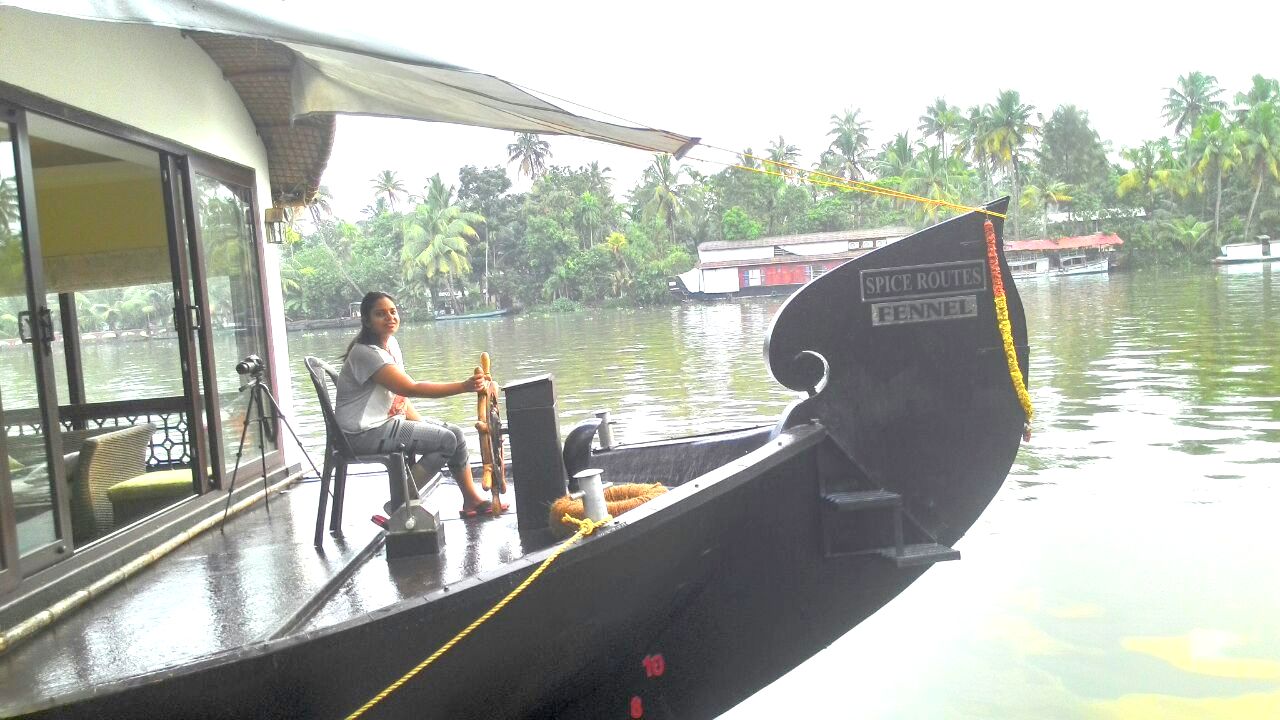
[281,72,1279,318]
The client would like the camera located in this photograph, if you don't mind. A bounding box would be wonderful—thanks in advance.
[235,354,265,378]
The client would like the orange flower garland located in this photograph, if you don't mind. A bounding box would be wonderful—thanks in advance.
[985,220,1033,439]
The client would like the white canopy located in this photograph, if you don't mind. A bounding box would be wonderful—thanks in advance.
[0,0,699,156]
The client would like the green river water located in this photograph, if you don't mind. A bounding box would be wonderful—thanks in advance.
[2,265,1277,717]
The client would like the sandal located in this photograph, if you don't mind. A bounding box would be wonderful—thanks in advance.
[460,500,508,519]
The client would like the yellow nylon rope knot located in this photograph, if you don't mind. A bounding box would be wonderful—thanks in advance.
[560,514,612,536]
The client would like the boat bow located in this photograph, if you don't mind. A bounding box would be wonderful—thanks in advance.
[765,198,1027,543]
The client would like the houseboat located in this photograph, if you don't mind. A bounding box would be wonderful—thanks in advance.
[1005,232,1122,279]
[0,5,1030,719]
[671,226,912,298]
[1213,235,1275,265]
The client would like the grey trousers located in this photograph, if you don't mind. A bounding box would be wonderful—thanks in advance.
[345,417,468,509]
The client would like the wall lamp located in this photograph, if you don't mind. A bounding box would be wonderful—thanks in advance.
[264,207,287,245]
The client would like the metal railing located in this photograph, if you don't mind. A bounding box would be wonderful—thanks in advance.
[4,397,191,469]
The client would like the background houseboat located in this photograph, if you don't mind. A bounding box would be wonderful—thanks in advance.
[1005,232,1122,279]
[671,226,911,298]
[1213,235,1274,265]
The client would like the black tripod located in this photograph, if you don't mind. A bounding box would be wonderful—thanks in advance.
[222,360,324,523]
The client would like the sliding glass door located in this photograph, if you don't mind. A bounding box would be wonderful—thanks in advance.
[184,158,279,484]
[0,107,71,573]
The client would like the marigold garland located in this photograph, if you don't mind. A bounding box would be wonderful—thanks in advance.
[984,220,1033,439]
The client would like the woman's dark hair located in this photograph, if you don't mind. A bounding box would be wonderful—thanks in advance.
[344,291,397,358]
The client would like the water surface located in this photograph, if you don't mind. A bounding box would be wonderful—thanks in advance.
[4,265,1277,717]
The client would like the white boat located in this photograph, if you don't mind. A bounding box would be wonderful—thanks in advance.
[1053,253,1110,276]
[1213,236,1275,265]
[1009,256,1049,279]
[1006,233,1120,279]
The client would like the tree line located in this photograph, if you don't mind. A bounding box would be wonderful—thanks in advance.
[269,71,1280,318]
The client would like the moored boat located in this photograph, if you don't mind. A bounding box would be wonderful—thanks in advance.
[1213,235,1275,265]
[1006,233,1121,278]
[431,308,511,321]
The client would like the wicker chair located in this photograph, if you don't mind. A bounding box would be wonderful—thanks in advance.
[68,424,154,543]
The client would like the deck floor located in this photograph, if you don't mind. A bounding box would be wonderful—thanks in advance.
[0,467,532,715]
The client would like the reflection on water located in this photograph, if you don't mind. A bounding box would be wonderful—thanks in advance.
[724,266,1280,719]
[3,267,1278,716]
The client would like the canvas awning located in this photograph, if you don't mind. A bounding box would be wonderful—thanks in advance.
[0,1,699,204]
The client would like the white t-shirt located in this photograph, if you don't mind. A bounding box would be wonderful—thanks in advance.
[335,336,408,434]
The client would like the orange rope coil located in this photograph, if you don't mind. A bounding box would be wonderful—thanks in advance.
[549,483,667,538]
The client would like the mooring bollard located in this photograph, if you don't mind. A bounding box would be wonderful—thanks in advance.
[574,468,608,522]
[594,410,615,449]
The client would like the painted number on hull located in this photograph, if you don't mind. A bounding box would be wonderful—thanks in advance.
[643,654,666,678]
[630,653,668,717]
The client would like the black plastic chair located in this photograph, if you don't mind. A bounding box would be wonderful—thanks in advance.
[304,356,412,547]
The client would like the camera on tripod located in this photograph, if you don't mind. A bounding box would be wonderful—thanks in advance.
[235,354,266,379]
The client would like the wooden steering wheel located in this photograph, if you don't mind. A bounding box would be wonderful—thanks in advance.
[474,352,506,515]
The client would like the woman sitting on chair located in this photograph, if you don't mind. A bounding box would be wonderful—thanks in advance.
[335,291,502,518]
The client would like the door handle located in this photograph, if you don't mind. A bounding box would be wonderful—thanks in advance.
[18,308,55,349]
[17,310,32,343]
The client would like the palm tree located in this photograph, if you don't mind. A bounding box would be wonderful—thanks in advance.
[1189,111,1246,248]
[575,192,603,249]
[1234,74,1279,114]
[639,154,684,245]
[875,133,917,182]
[984,90,1039,238]
[738,147,760,169]
[918,98,963,158]
[902,146,969,222]
[1117,140,1175,218]
[605,231,630,273]
[1163,215,1211,256]
[541,264,572,302]
[826,108,872,180]
[507,132,552,180]
[307,185,334,227]
[1236,85,1280,241]
[956,104,994,196]
[584,161,612,193]
[766,135,801,176]
[417,174,454,209]
[370,170,406,211]
[1163,72,1226,137]
[1019,181,1073,239]
[401,193,484,313]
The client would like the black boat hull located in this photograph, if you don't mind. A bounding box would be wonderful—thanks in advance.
[24,425,946,719]
[17,199,1026,719]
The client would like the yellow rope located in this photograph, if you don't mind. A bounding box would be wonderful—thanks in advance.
[984,219,1033,439]
[344,515,612,720]
[693,143,1007,219]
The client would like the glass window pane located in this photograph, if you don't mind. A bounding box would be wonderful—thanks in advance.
[193,175,275,476]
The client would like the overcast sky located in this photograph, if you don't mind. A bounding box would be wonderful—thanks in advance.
[317,0,1270,221]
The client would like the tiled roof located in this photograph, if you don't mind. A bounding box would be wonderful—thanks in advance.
[1006,233,1124,251]
[699,225,914,251]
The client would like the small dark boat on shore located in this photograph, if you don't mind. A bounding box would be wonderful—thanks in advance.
[430,308,511,322]
[7,198,1027,719]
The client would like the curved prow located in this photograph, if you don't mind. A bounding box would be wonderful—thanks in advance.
[764,198,1027,543]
